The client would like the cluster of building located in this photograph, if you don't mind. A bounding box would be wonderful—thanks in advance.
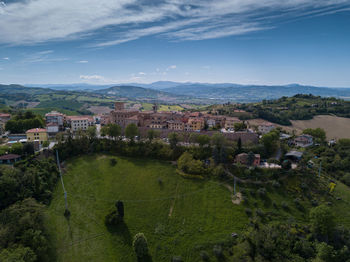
[104,102,271,133]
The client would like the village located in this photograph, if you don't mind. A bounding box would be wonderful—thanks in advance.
[0,101,316,167]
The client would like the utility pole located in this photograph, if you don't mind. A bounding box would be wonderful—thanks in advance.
[56,150,68,213]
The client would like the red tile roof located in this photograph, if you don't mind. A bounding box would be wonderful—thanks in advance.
[0,154,21,160]
[26,128,47,133]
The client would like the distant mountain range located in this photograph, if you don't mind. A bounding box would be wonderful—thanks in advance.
[6,82,350,103]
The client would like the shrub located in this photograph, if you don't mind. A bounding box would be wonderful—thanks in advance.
[171,256,183,262]
[110,158,117,166]
[257,188,267,197]
[272,180,280,188]
[133,233,149,258]
[245,208,253,216]
[200,251,210,261]
[213,245,223,258]
[294,198,303,210]
[341,173,350,186]
[311,199,318,207]
[282,202,289,210]
[273,201,278,209]
[300,183,308,191]
[256,208,265,217]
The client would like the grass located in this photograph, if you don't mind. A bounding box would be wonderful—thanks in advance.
[46,155,248,262]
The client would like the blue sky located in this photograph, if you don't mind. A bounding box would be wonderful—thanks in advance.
[0,0,350,87]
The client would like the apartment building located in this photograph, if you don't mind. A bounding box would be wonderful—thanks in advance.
[26,128,48,143]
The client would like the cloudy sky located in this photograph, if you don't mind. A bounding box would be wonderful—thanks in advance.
[0,0,350,86]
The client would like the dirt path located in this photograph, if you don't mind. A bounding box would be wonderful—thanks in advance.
[168,183,179,217]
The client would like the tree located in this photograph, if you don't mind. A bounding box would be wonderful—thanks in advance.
[133,233,149,259]
[261,130,279,157]
[87,126,96,140]
[125,123,138,141]
[195,134,210,147]
[177,152,204,175]
[168,132,179,149]
[247,151,256,166]
[108,124,121,140]
[234,122,247,131]
[310,205,335,238]
[303,128,326,142]
[116,200,124,219]
[237,137,242,153]
[147,129,159,142]
[0,246,37,262]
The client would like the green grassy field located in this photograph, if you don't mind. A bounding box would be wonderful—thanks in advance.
[46,155,248,262]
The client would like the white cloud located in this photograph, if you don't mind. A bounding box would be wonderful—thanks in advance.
[77,60,89,63]
[3,57,9,60]
[0,0,349,46]
[80,74,105,81]
[138,72,146,75]
[22,50,67,63]
[167,65,177,70]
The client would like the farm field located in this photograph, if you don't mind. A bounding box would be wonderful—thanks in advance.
[289,115,350,139]
[249,115,350,139]
[45,155,248,262]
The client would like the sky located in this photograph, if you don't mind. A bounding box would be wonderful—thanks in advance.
[0,0,350,87]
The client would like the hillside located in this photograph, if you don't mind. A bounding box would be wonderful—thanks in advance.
[95,85,190,102]
[161,83,350,102]
[214,94,350,125]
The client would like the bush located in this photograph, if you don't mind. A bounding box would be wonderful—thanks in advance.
[282,202,289,210]
[200,251,210,261]
[257,188,267,197]
[110,158,117,166]
[341,173,350,186]
[245,208,253,216]
[273,201,278,209]
[133,233,149,258]
[213,245,223,258]
[171,256,183,262]
[272,180,280,188]
[300,183,308,191]
[311,199,318,207]
[256,208,265,217]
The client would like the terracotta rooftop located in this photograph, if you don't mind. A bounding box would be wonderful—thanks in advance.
[26,128,47,133]
[0,154,21,160]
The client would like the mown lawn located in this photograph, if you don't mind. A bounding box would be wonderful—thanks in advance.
[46,155,248,262]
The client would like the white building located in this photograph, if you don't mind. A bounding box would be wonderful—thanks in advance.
[258,123,275,134]
[46,122,59,134]
[68,116,92,131]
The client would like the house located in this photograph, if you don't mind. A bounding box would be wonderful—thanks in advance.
[0,113,11,122]
[224,117,240,130]
[45,111,65,130]
[294,134,313,147]
[167,120,185,131]
[188,117,204,131]
[258,123,275,134]
[0,154,21,164]
[206,119,216,128]
[46,122,59,134]
[285,151,303,162]
[100,114,111,126]
[125,115,139,126]
[26,128,48,143]
[150,112,171,129]
[235,153,260,166]
[67,116,93,131]
[110,110,139,127]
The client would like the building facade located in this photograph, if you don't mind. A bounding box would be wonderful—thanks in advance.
[26,128,48,143]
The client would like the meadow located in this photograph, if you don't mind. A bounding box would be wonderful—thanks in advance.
[46,155,248,262]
